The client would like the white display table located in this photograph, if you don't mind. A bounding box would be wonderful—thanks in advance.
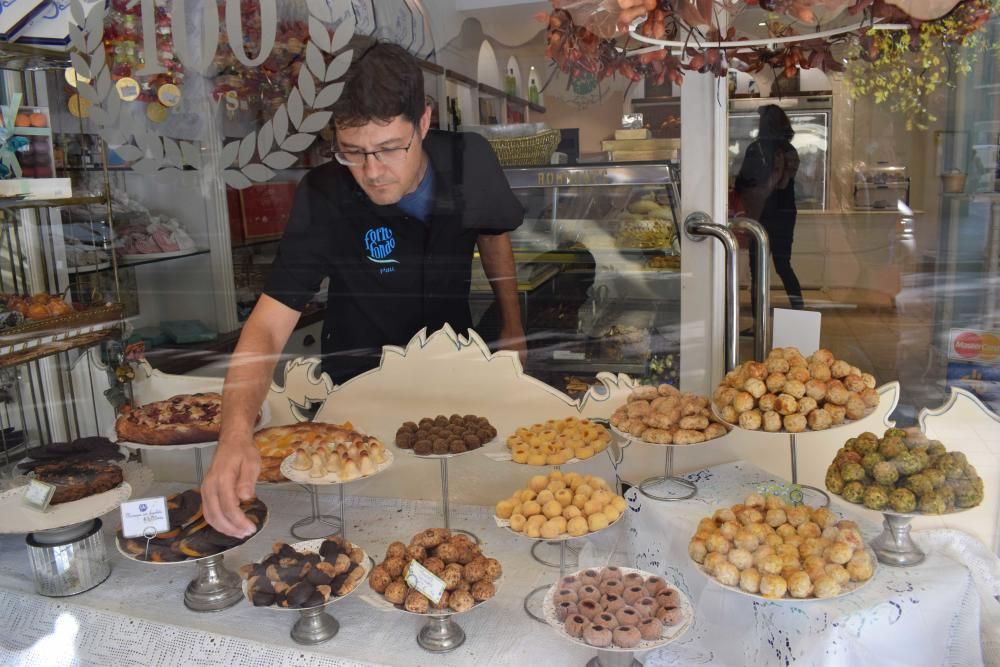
[1,463,998,666]
[627,461,1000,667]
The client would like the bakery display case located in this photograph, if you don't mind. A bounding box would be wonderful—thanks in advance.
[471,163,681,394]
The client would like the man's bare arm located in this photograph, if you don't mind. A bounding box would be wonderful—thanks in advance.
[201,295,301,537]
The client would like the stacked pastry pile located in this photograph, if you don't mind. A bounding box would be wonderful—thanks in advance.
[32,460,124,504]
[117,489,267,562]
[713,347,879,432]
[241,535,368,608]
[505,417,611,465]
[825,428,984,513]
[368,528,501,614]
[610,383,727,445]
[286,431,388,481]
[553,567,685,648]
[255,422,385,482]
[689,494,875,599]
[395,415,497,456]
[496,470,627,538]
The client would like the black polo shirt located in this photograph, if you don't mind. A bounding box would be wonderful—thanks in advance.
[262,130,524,384]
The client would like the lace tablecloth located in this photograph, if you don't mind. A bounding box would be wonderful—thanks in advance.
[0,484,611,667]
[626,462,1000,667]
[1,463,998,666]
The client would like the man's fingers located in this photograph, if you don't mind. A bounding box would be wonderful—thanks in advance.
[217,466,255,538]
[202,472,244,538]
[236,457,260,502]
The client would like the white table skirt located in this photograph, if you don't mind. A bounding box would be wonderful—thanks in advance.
[1,463,998,666]
[0,483,624,667]
[626,462,1000,667]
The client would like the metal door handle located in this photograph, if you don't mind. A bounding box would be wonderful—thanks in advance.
[731,217,771,361]
[683,212,739,373]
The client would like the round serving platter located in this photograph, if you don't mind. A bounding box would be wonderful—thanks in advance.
[0,481,132,534]
[690,546,879,603]
[494,509,624,542]
[109,403,271,451]
[115,504,268,566]
[280,448,394,486]
[609,423,725,447]
[241,539,372,611]
[395,436,499,460]
[388,574,504,618]
[542,566,694,653]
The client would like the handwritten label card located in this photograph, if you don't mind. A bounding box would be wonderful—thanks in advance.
[119,497,170,539]
[22,479,55,511]
[404,559,446,605]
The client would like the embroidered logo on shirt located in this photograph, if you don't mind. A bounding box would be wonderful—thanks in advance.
[364,226,399,265]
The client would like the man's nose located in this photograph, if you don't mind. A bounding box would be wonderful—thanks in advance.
[363,153,384,179]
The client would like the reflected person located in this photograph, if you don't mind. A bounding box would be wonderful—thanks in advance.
[735,104,804,333]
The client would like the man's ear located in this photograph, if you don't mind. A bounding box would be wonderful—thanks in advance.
[419,104,432,138]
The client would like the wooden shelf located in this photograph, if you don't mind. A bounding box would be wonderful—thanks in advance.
[0,323,121,369]
[418,58,444,75]
[478,82,506,98]
[445,69,477,87]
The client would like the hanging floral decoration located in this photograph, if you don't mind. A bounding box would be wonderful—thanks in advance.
[540,0,997,127]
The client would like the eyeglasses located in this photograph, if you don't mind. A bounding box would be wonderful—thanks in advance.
[334,128,418,167]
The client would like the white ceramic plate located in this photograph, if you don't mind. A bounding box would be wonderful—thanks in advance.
[385,573,504,618]
[242,539,372,611]
[0,481,131,534]
[395,436,499,460]
[690,546,879,603]
[609,423,724,447]
[493,506,624,542]
[542,566,693,652]
[280,448,394,486]
[711,404,869,436]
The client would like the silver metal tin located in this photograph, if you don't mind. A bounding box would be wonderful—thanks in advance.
[26,518,111,596]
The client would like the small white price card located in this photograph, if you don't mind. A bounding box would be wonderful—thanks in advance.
[22,479,55,511]
[404,559,446,605]
[119,497,170,539]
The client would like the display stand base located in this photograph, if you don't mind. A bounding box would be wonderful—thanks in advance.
[451,528,480,545]
[530,540,580,568]
[638,447,696,502]
[522,583,549,623]
[184,554,243,612]
[439,458,479,544]
[417,614,465,652]
[291,607,340,644]
[639,475,697,501]
[290,485,343,541]
[586,652,642,667]
[798,484,831,508]
[871,513,925,567]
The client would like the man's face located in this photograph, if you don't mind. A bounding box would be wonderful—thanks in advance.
[335,107,431,206]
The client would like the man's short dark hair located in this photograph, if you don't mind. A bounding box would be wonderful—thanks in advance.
[331,41,425,129]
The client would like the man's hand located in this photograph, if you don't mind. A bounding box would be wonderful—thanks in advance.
[617,0,657,27]
[201,432,261,538]
[498,324,528,367]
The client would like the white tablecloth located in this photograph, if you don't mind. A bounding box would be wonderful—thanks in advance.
[1,463,998,666]
[0,483,624,667]
[626,462,1000,667]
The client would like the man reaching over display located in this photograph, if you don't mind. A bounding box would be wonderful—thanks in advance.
[202,41,526,538]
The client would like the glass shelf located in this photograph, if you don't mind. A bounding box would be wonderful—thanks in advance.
[0,195,106,211]
[67,249,210,275]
